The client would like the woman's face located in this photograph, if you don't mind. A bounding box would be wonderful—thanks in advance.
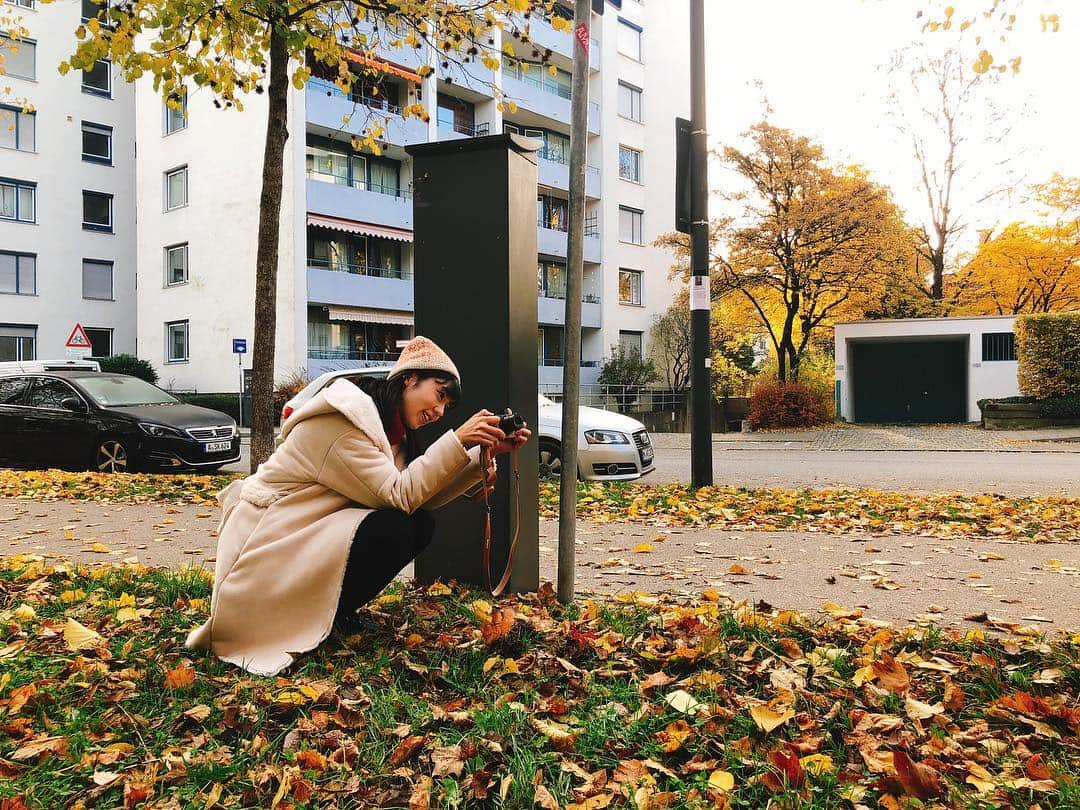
[400,375,453,430]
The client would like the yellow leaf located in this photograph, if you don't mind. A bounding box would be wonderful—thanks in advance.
[60,589,86,604]
[118,592,136,607]
[800,754,835,775]
[89,542,112,553]
[426,582,452,596]
[634,543,653,553]
[64,618,103,651]
[531,717,578,751]
[114,607,139,624]
[482,656,502,674]
[374,593,402,606]
[904,696,944,721]
[470,599,493,623]
[64,529,75,540]
[663,689,704,715]
[708,769,735,792]
[750,704,794,733]
[13,604,36,621]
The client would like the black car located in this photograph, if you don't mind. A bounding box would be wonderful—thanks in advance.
[0,371,241,473]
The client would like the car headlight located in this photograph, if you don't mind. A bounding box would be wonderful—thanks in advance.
[584,429,629,444]
[138,422,185,439]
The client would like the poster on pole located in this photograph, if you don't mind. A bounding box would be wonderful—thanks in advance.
[689,276,710,311]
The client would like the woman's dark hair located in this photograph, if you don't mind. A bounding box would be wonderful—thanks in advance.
[351,370,461,458]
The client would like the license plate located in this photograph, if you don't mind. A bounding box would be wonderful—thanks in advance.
[204,441,232,453]
[642,450,654,464]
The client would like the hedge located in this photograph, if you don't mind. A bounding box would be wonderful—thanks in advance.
[977,394,1080,420]
[177,394,245,424]
[748,381,832,430]
[1015,312,1080,398]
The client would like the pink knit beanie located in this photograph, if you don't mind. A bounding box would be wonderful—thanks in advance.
[387,336,461,383]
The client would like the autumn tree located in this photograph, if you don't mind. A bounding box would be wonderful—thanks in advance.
[649,296,692,392]
[61,0,558,469]
[919,0,1062,74]
[886,46,1019,302]
[662,123,912,383]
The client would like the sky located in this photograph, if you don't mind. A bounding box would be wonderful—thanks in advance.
[702,0,1079,254]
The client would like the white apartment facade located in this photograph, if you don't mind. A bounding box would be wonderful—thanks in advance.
[0,0,137,364]
[4,0,689,395]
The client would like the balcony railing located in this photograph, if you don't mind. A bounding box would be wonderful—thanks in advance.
[308,77,406,116]
[540,359,602,368]
[307,257,412,280]
[308,349,401,361]
[438,120,491,138]
[537,211,600,236]
[502,65,572,100]
[305,167,412,199]
[538,289,601,304]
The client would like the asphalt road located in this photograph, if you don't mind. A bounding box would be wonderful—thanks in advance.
[224,441,1079,497]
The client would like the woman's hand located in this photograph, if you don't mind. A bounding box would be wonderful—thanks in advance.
[490,426,530,457]
[454,410,505,449]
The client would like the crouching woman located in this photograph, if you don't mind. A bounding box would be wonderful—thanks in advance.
[185,336,529,676]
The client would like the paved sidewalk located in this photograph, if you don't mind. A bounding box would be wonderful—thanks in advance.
[4,499,1076,630]
[649,424,1080,452]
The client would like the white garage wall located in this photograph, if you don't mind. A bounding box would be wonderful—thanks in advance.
[835,315,1019,423]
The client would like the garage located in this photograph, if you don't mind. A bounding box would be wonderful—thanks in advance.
[835,315,1021,425]
[851,339,967,423]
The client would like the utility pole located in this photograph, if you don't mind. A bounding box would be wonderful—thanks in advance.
[689,0,713,487]
[557,0,591,604]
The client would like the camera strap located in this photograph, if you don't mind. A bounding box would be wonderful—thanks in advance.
[480,445,520,597]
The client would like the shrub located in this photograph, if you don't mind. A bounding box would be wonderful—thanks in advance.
[1038,394,1080,419]
[748,381,832,430]
[1015,312,1080,398]
[177,394,244,423]
[98,354,158,384]
[598,345,660,404]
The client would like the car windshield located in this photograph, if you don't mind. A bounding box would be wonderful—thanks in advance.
[78,376,180,407]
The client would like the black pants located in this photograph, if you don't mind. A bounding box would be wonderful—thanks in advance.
[335,508,435,621]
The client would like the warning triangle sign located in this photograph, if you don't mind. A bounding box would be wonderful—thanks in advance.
[65,323,93,349]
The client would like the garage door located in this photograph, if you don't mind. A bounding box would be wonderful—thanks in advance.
[852,340,966,423]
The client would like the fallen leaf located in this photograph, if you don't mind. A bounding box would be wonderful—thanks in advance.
[892,750,943,799]
[750,704,795,733]
[707,769,734,792]
[63,618,103,652]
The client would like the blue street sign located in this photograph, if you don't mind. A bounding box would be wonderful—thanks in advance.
[232,338,247,354]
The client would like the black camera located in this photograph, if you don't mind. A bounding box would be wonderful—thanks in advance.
[495,409,525,436]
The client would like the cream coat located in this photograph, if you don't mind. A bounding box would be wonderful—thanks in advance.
[185,379,485,676]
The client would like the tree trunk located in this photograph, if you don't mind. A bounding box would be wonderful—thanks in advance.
[931,247,944,300]
[249,26,290,471]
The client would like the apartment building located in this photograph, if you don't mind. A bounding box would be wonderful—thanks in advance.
[4,0,689,394]
[0,0,137,364]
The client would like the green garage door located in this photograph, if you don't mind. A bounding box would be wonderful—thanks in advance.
[852,340,966,423]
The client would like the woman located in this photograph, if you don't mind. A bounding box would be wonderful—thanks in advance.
[185,336,529,676]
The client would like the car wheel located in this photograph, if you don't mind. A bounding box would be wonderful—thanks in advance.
[95,438,132,474]
[538,440,562,480]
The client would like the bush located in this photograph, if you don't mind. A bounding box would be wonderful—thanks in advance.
[98,354,158,384]
[1015,312,1080,398]
[598,345,660,404]
[748,381,832,430]
[756,351,836,417]
[1039,394,1080,419]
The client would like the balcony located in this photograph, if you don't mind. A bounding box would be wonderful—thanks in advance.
[500,74,600,135]
[306,175,413,231]
[536,224,602,264]
[538,360,602,388]
[518,15,601,71]
[437,120,492,142]
[538,293,602,328]
[350,23,428,72]
[307,261,413,311]
[306,79,429,147]
[307,349,403,378]
[537,156,601,198]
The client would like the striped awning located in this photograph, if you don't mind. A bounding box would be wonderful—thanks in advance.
[307,213,413,242]
[344,50,423,84]
[326,306,414,326]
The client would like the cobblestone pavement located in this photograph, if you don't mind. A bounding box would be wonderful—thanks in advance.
[649,424,1080,453]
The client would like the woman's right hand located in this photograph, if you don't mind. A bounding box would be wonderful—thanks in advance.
[454,410,505,449]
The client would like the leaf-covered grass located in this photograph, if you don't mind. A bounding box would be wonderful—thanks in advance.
[1,555,1077,808]
[3,470,1078,542]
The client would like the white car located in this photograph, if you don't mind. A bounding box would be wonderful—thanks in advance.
[279,369,654,481]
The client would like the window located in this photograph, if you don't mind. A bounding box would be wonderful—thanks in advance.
[0,251,35,295]
[166,320,189,362]
[0,36,35,80]
[81,121,112,163]
[618,269,642,305]
[982,332,1016,362]
[82,259,113,300]
[82,191,113,232]
[617,18,643,61]
[537,261,567,299]
[0,106,35,152]
[0,325,35,361]
[26,378,80,410]
[0,376,28,405]
[10,0,35,10]
[165,243,188,285]
[82,59,112,97]
[618,81,642,122]
[84,327,112,358]
[619,206,643,244]
[0,179,35,222]
[619,330,643,360]
[165,166,188,210]
[538,193,569,231]
[619,145,641,182]
[81,0,102,20]
[164,88,187,134]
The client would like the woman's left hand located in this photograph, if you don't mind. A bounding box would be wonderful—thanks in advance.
[490,426,530,457]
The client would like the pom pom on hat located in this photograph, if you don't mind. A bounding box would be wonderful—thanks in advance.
[387,336,461,383]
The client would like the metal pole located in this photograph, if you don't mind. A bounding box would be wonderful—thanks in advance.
[238,353,244,428]
[689,0,713,487]
[558,0,591,604]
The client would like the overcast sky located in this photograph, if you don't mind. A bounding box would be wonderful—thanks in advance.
[702,0,1078,253]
